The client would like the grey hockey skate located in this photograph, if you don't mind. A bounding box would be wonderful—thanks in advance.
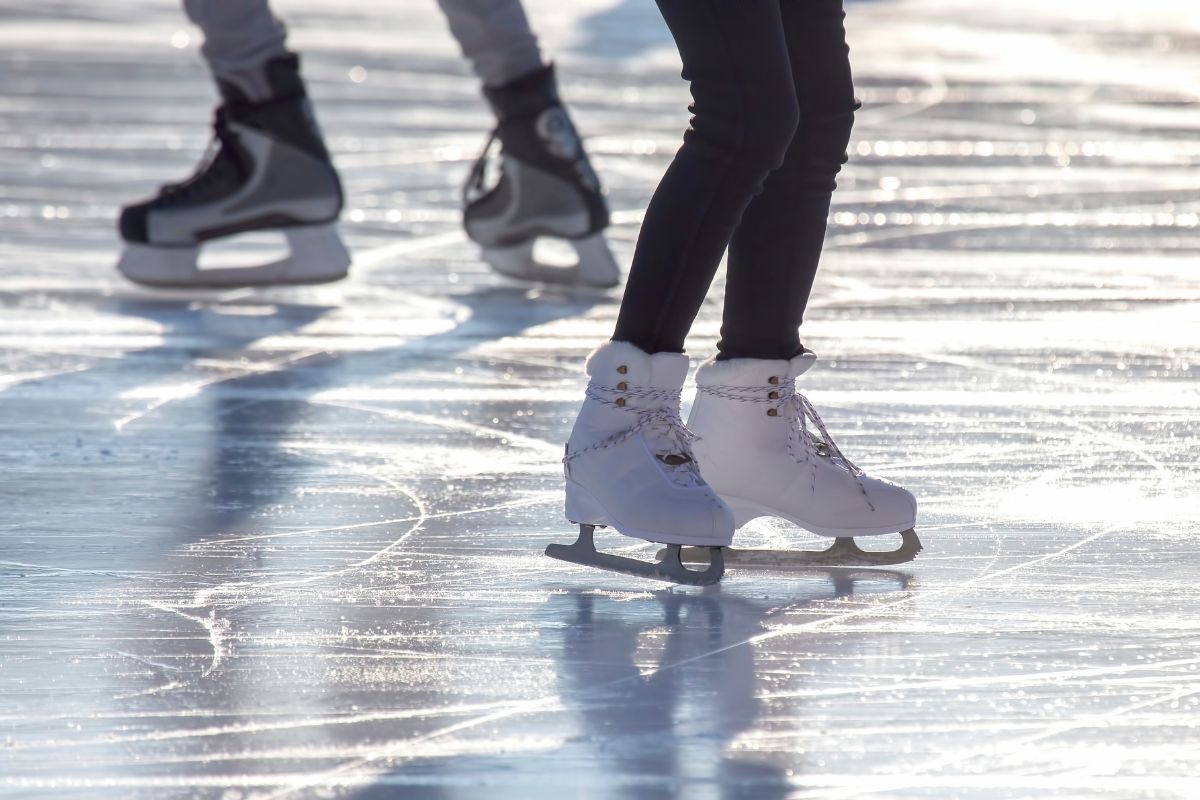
[465,65,620,289]
[117,54,349,288]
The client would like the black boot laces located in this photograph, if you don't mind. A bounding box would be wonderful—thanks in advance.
[463,129,501,206]
[155,108,245,208]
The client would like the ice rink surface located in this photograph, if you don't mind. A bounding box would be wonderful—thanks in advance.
[2,0,1200,797]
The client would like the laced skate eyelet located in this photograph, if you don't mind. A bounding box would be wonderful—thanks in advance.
[615,397,626,407]
[767,408,779,417]
[617,365,628,375]
[768,376,780,385]
[768,390,780,400]
[617,382,628,391]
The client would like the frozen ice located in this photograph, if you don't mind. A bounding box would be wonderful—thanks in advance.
[1,0,1199,797]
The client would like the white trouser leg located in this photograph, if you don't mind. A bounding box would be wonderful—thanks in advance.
[181,0,289,100]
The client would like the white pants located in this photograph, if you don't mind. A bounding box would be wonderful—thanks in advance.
[181,0,544,90]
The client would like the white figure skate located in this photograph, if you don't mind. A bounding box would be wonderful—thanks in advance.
[668,352,922,569]
[116,54,349,289]
[547,341,734,585]
[464,65,620,289]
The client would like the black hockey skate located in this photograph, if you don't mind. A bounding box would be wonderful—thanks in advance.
[117,53,349,288]
[464,64,620,288]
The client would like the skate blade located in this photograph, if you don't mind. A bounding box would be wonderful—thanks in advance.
[483,233,620,289]
[660,529,923,569]
[117,224,351,289]
[546,524,724,586]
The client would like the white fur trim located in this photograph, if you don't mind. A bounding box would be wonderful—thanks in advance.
[693,351,818,386]
[584,340,652,375]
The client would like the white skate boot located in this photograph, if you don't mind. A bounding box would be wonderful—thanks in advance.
[676,352,922,568]
[116,54,350,289]
[464,65,620,289]
[546,341,734,585]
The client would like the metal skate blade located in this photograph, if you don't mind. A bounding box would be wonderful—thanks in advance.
[662,529,923,569]
[483,233,620,289]
[117,224,350,289]
[546,525,724,586]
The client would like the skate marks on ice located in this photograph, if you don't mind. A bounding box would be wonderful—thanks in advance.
[0,282,607,795]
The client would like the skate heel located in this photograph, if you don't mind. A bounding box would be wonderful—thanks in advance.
[723,497,767,529]
[564,480,609,527]
[282,223,352,283]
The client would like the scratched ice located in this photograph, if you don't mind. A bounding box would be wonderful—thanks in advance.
[2,0,1199,798]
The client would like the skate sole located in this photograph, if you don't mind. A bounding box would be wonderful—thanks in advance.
[724,496,917,539]
[546,524,724,586]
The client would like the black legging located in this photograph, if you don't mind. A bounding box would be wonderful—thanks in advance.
[612,0,857,360]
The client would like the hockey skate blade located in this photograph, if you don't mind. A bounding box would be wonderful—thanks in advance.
[662,529,923,569]
[117,224,351,289]
[483,233,620,289]
[546,524,724,586]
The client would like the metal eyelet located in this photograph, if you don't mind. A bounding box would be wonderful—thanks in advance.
[617,365,628,375]
[766,408,779,417]
[768,376,780,385]
[617,382,628,391]
[616,397,627,407]
[768,390,780,400]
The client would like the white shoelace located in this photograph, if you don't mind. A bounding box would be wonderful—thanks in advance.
[699,379,875,510]
[564,384,703,488]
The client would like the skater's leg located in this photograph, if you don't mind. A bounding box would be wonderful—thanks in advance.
[682,1,919,556]
[436,0,543,88]
[718,0,858,360]
[450,1,616,286]
[551,1,797,580]
[549,340,734,584]
[611,0,800,354]
[181,0,289,101]
[117,7,345,288]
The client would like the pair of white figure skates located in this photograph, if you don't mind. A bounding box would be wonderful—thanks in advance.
[116,56,619,290]
[549,342,922,586]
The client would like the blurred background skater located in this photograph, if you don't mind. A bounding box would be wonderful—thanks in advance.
[551,0,920,584]
[116,0,618,289]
